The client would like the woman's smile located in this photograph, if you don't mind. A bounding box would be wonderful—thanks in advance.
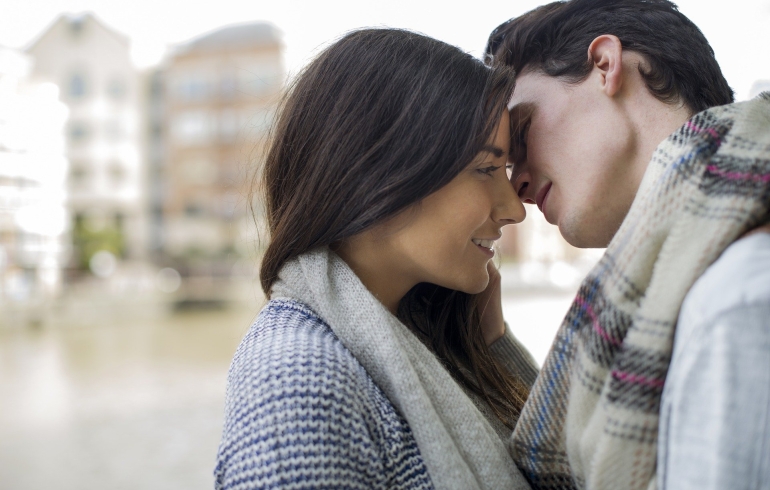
[472,238,498,257]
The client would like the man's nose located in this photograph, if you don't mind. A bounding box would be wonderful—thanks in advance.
[512,171,536,205]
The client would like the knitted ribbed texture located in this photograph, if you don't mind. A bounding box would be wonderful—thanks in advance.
[511,94,770,490]
[489,326,540,387]
[272,248,532,489]
[215,299,434,489]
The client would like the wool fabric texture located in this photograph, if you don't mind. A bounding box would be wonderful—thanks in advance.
[272,247,532,490]
[215,299,434,489]
[510,93,770,490]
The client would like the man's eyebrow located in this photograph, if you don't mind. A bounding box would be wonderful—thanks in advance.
[481,145,504,158]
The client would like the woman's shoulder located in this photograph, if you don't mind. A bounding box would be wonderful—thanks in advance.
[225,298,366,408]
[216,298,433,490]
[228,298,354,382]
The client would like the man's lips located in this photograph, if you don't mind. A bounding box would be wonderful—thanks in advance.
[535,182,552,216]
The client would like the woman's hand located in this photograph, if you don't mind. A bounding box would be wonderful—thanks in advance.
[478,261,506,346]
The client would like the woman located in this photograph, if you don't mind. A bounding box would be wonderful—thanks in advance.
[215,29,538,490]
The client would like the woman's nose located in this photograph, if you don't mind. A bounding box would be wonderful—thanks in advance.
[493,172,526,225]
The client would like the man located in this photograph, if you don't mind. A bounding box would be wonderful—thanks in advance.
[485,1,770,489]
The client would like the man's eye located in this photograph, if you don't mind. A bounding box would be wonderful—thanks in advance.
[510,120,530,164]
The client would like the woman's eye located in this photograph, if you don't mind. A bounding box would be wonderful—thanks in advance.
[477,165,501,176]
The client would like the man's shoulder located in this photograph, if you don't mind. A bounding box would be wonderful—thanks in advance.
[680,232,770,327]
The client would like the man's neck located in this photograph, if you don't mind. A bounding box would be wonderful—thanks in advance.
[633,99,692,181]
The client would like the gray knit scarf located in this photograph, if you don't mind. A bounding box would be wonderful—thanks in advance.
[510,94,770,490]
[272,247,531,490]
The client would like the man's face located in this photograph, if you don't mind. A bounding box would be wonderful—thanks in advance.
[508,69,644,248]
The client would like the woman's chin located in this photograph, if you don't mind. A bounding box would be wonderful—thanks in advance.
[448,272,490,295]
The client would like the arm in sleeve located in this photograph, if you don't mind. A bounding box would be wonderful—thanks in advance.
[658,304,770,490]
[488,323,540,388]
[214,335,385,489]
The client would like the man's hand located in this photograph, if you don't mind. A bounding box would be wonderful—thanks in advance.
[478,261,506,346]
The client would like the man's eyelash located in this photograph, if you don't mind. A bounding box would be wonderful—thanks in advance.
[511,119,531,162]
[517,120,530,146]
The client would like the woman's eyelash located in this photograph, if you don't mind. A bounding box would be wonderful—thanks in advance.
[477,165,501,176]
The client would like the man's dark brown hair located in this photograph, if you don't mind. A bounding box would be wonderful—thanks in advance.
[486,0,734,114]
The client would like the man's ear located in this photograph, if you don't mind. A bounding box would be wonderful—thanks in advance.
[587,35,623,97]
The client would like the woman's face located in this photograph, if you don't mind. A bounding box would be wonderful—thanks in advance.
[373,111,525,295]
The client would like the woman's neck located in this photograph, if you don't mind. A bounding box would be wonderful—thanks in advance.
[332,236,415,315]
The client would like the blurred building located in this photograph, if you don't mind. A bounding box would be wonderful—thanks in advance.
[0,46,69,305]
[25,13,146,271]
[497,206,603,292]
[498,206,586,263]
[142,67,166,263]
[160,22,283,301]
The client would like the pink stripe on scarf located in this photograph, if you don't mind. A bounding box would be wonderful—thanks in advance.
[577,297,622,347]
[706,165,770,183]
[612,370,665,388]
[686,120,721,140]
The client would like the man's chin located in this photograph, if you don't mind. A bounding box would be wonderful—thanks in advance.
[559,216,613,249]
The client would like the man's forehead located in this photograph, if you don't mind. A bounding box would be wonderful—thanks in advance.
[507,71,544,111]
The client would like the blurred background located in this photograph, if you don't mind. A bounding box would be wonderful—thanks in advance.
[0,0,767,488]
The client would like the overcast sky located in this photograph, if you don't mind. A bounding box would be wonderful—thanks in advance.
[3,0,769,99]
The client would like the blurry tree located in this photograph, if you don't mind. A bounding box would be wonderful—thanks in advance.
[72,216,126,270]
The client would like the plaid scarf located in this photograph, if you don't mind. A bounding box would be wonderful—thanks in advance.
[510,93,770,490]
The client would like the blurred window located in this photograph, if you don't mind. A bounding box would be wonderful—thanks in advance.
[150,122,162,140]
[67,121,90,144]
[69,162,91,188]
[172,111,211,145]
[107,162,127,188]
[150,73,163,98]
[68,73,87,99]
[175,74,208,101]
[68,17,85,37]
[107,77,127,100]
[114,212,124,232]
[184,201,204,218]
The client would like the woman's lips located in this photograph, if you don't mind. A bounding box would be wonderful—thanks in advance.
[474,243,495,258]
[472,238,497,258]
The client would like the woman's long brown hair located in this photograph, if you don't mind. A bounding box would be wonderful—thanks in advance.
[257,28,528,427]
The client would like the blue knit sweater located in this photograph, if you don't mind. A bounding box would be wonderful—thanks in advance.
[214,299,435,489]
